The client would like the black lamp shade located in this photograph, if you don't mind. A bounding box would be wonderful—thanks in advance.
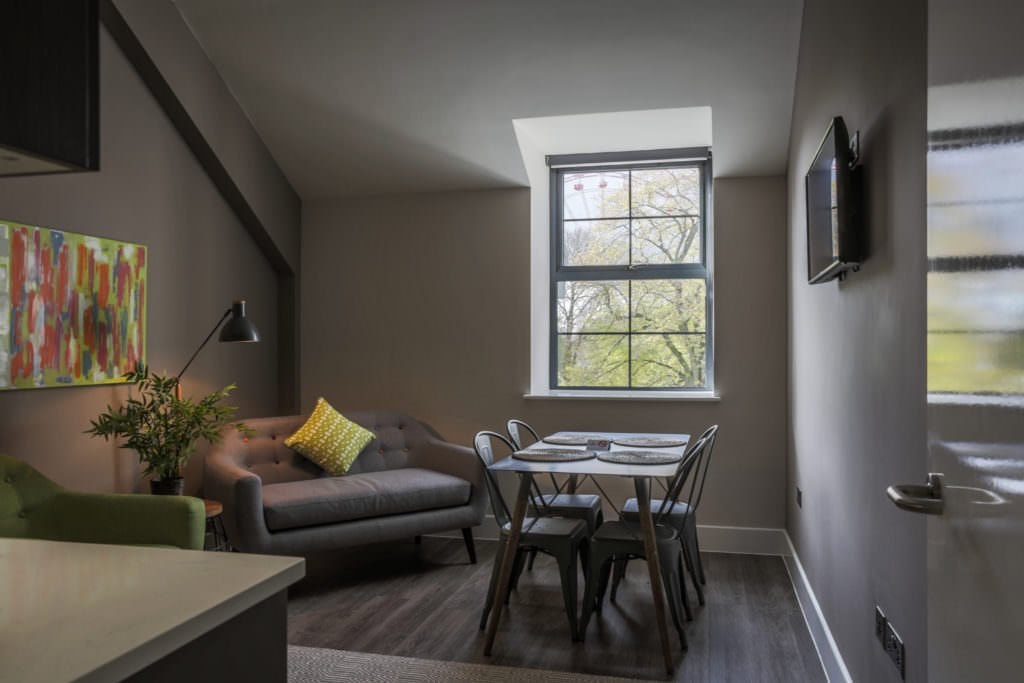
[219,300,261,343]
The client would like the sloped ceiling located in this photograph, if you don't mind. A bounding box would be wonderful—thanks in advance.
[173,0,803,199]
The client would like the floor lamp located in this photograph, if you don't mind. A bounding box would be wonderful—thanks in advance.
[175,300,260,398]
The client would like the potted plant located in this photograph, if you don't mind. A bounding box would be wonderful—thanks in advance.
[86,364,252,494]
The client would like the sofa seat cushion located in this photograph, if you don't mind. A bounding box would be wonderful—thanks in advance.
[262,468,471,532]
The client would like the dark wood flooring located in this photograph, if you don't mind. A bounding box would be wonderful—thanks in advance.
[287,537,824,682]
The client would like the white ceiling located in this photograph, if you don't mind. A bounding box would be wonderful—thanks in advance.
[173,0,804,200]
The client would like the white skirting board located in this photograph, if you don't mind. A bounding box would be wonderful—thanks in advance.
[782,532,853,683]
[434,517,790,554]
[430,521,850,682]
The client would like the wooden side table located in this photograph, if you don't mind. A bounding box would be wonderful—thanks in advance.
[203,499,231,552]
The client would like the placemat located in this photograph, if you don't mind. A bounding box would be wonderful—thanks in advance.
[596,450,682,465]
[612,436,688,448]
[512,448,596,462]
[542,433,606,446]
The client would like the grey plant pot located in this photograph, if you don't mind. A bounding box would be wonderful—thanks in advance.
[150,477,185,495]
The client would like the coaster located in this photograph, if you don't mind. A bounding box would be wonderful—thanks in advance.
[596,450,682,465]
[512,448,596,462]
[543,433,606,446]
[612,436,688,448]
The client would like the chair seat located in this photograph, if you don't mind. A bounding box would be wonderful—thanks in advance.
[621,497,692,530]
[593,519,678,545]
[529,493,603,532]
[501,516,588,540]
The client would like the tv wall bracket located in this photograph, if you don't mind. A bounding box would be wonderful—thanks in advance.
[848,130,861,168]
[837,264,861,282]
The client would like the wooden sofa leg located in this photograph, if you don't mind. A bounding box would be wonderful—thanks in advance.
[461,527,477,564]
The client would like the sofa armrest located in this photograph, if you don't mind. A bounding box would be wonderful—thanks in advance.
[40,491,205,550]
[203,456,272,553]
[409,438,482,486]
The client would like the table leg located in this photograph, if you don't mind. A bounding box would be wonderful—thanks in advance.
[635,476,674,675]
[484,472,533,656]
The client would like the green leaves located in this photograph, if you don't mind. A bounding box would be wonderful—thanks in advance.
[85,364,248,481]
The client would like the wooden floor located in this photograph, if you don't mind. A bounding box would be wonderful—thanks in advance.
[288,537,824,682]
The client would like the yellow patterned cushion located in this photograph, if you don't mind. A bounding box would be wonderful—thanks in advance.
[284,398,375,476]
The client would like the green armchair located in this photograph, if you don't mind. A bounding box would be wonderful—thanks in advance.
[0,454,205,550]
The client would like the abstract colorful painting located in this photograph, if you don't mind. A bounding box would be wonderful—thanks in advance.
[0,220,146,389]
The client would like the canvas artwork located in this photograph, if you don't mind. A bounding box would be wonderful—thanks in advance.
[0,220,146,389]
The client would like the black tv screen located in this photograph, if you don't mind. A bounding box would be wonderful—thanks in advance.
[806,116,863,284]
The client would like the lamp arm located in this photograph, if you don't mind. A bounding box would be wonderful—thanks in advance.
[176,308,232,381]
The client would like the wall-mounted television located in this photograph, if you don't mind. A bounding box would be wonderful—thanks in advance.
[806,116,864,284]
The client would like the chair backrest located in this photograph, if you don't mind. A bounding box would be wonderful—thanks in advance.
[656,431,714,526]
[504,420,560,513]
[472,430,518,528]
[506,419,540,450]
[687,424,719,514]
[0,454,61,539]
[0,454,204,549]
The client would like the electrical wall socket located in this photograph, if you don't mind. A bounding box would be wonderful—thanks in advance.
[884,620,906,680]
[874,606,886,644]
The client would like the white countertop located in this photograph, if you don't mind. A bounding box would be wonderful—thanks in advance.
[0,538,305,683]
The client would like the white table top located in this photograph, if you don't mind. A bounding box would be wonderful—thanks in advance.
[0,538,305,683]
[488,431,690,478]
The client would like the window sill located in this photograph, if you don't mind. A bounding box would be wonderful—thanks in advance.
[524,390,720,402]
[927,392,1024,408]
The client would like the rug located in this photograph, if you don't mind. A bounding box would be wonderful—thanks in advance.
[288,645,651,683]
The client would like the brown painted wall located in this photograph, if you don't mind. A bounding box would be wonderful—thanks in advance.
[301,176,789,528]
[0,30,280,494]
[787,0,928,680]
[107,0,302,414]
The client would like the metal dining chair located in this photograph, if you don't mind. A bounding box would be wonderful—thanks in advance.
[579,432,714,650]
[473,431,590,641]
[505,419,541,452]
[506,419,604,571]
[679,424,717,587]
[615,424,719,606]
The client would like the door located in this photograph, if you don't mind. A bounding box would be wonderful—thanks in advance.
[902,3,1024,679]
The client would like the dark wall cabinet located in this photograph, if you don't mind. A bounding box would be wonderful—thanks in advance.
[0,0,99,175]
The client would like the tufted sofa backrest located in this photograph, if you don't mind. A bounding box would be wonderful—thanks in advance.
[209,410,440,485]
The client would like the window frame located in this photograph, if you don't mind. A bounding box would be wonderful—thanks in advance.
[547,148,714,392]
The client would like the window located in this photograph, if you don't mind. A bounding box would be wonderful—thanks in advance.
[927,124,1024,395]
[549,149,712,391]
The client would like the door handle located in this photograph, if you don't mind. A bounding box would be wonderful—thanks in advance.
[886,472,944,515]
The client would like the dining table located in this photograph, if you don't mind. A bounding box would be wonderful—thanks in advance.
[484,430,690,675]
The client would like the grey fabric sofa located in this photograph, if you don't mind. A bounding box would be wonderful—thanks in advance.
[203,411,485,561]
